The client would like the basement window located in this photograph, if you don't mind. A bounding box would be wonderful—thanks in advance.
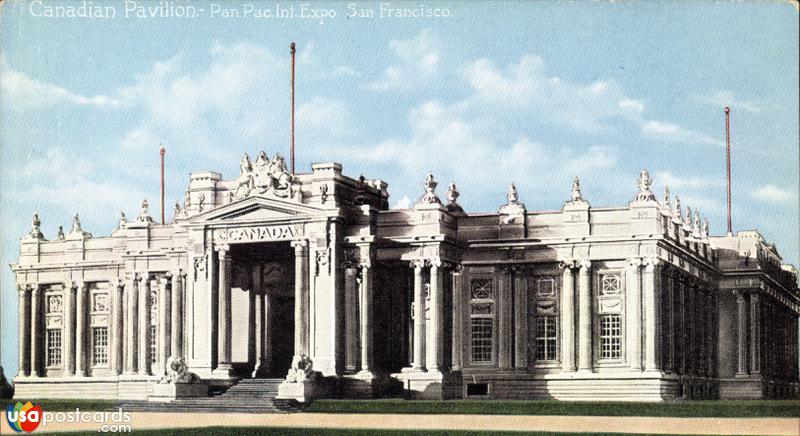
[466,383,489,397]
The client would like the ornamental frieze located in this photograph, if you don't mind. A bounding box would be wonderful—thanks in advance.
[214,224,304,243]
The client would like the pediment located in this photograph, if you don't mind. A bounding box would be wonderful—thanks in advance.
[189,195,325,224]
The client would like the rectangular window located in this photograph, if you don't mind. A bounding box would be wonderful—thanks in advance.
[600,315,622,360]
[92,327,109,366]
[47,329,62,367]
[470,318,493,363]
[535,316,558,361]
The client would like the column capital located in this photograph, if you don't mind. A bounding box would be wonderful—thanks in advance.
[733,289,749,300]
[18,284,31,295]
[451,263,464,274]
[559,259,576,270]
[578,258,591,270]
[291,239,309,251]
[643,256,661,270]
[216,245,230,256]
[626,257,643,269]
[410,259,425,270]
[341,259,359,270]
[427,257,442,268]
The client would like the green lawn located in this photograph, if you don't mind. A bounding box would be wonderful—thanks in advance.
[7,398,118,411]
[304,399,800,418]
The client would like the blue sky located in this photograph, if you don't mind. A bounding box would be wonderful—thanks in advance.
[1,1,798,379]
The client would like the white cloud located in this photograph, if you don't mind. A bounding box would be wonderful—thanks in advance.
[693,90,761,113]
[0,58,120,111]
[296,97,353,138]
[393,195,412,209]
[753,184,794,202]
[364,29,439,90]
[641,120,724,147]
[654,171,725,189]
[463,55,645,132]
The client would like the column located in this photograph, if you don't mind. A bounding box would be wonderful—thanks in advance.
[215,248,232,374]
[75,282,87,377]
[158,275,171,375]
[292,240,309,358]
[18,285,31,377]
[427,258,443,372]
[252,265,267,377]
[497,266,512,370]
[706,292,715,376]
[138,275,152,376]
[643,258,660,371]
[750,292,761,375]
[30,284,41,377]
[63,282,75,376]
[359,258,374,374]
[411,260,425,370]
[677,274,686,374]
[343,262,359,372]
[626,258,642,371]
[577,259,592,371]
[687,281,695,374]
[248,286,256,370]
[451,266,463,371]
[171,271,183,359]
[112,280,124,375]
[735,290,749,376]
[666,269,675,371]
[513,266,528,368]
[124,274,138,375]
[560,262,576,372]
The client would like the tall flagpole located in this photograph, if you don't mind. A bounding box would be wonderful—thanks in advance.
[725,106,732,236]
[290,42,296,176]
[160,145,166,225]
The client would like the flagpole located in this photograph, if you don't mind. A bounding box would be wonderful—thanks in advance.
[290,42,296,176]
[725,106,732,236]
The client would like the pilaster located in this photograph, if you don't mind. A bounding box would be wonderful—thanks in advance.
[625,258,643,371]
[643,257,660,371]
[75,282,88,377]
[735,290,749,377]
[559,261,576,372]
[577,259,592,372]
[17,285,31,377]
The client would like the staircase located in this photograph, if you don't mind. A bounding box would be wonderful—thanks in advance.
[118,379,300,413]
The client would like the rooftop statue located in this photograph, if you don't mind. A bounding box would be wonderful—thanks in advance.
[416,173,441,205]
[632,169,656,202]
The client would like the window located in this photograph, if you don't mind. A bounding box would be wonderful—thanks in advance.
[530,276,559,363]
[600,274,622,295]
[535,316,558,361]
[471,318,493,363]
[92,327,109,366]
[600,315,622,360]
[469,279,494,364]
[47,329,62,367]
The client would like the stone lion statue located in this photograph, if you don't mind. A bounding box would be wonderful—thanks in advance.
[284,354,318,383]
[159,356,200,384]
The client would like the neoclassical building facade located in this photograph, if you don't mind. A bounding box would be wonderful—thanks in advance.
[11,152,800,401]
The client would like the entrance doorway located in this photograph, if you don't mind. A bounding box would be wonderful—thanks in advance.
[228,241,295,378]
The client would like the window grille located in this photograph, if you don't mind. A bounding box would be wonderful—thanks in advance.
[47,329,62,366]
[600,315,622,360]
[92,327,109,366]
[470,318,493,363]
[535,316,558,361]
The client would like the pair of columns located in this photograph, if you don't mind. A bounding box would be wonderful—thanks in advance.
[213,240,309,377]
[559,257,661,372]
[123,272,184,376]
[559,260,592,371]
[408,258,445,373]
[625,257,661,371]
[343,254,375,375]
[735,290,761,377]
[18,282,96,377]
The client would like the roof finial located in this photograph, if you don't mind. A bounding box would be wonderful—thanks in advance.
[137,199,154,223]
[28,213,44,239]
[416,173,441,205]
[632,169,656,202]
[571,176,583,202]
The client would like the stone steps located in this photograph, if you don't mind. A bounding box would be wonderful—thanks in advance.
[118,378,300,413]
